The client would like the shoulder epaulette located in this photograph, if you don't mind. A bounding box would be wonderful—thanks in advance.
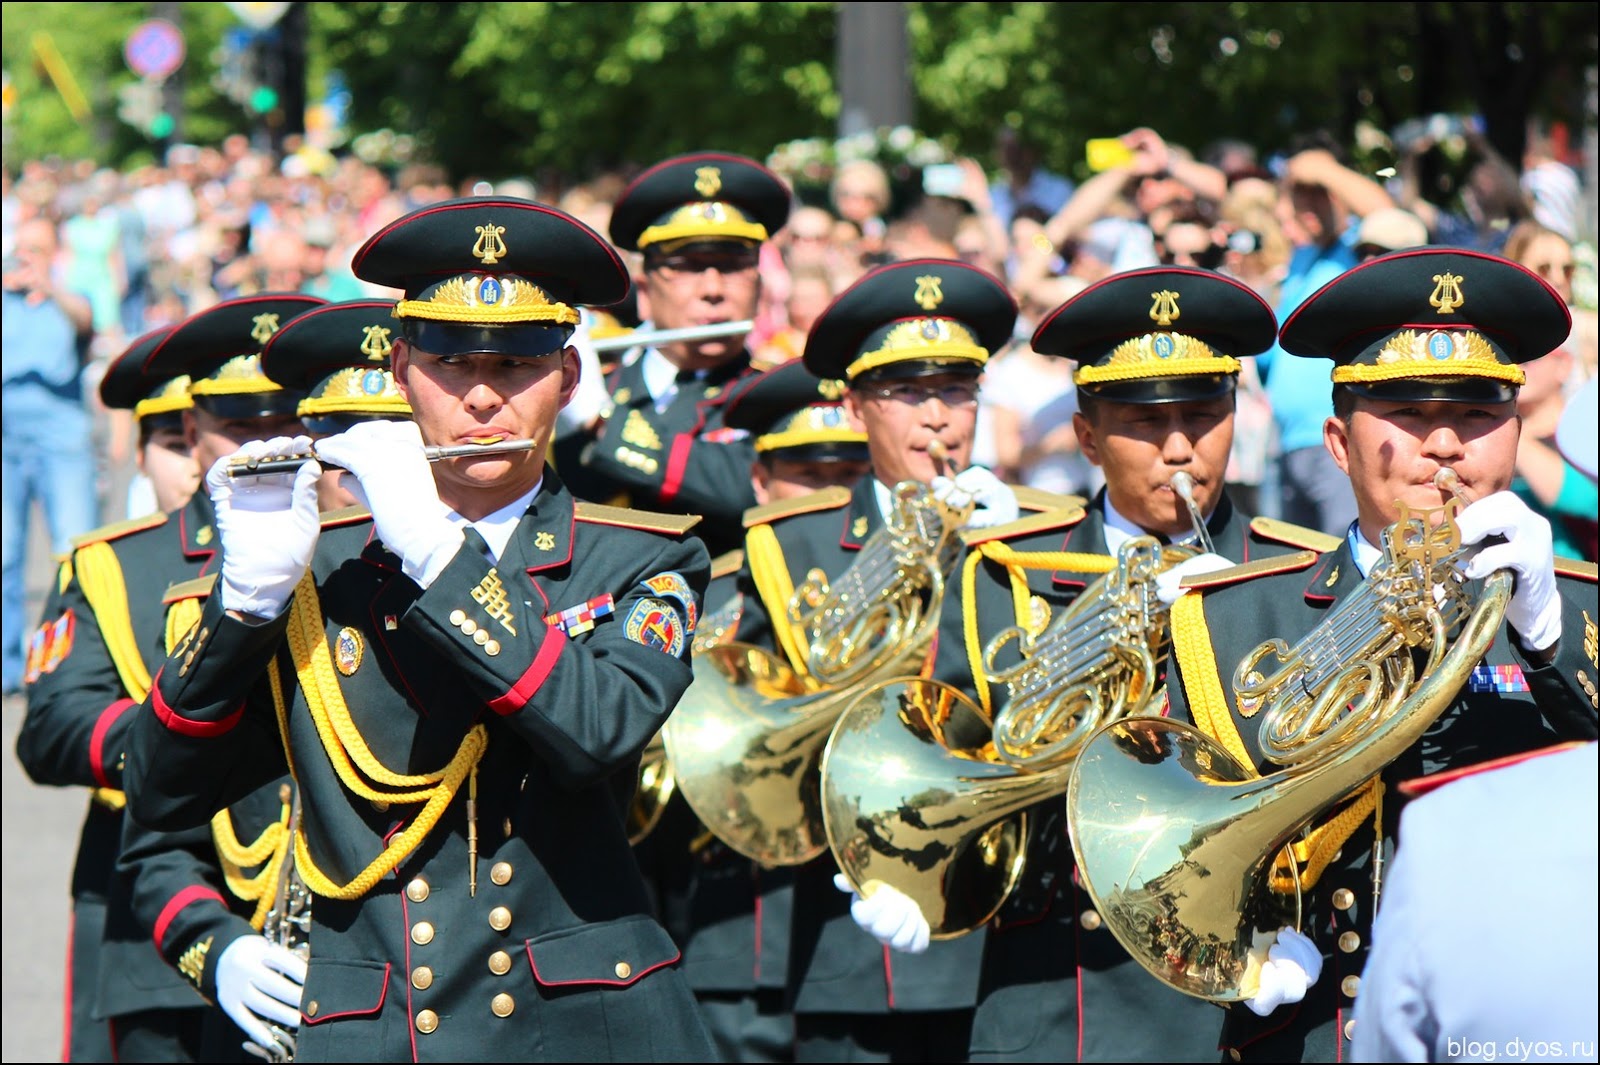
[1397,740,1592,799]
[710,549,745,580]
[163,574,217,604]
[1249,516,1342,553]
[1012,486,1087,514]
[71,511,167,549]
[319,504,372,528]
[959,503,1087,546]
[742,485,852,528]
[1180,549,1320,591]
[574,501,701,535]
[1554,556,1597,583]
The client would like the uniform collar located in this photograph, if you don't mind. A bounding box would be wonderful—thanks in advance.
[1099,486,1229,555]
[841,477,884,549]
[447,480,541,564]
[1347,521,1382,579]
[179,492,219,562]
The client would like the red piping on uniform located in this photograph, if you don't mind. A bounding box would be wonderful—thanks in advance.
[61,909,74,1063]
[486,625,564,715]
[153,887,226,951]
[90,698,136,788]
[526,942,680,986]
[301,963,390,1024]
[882,944,896,1008]
[151,681,243,737]
[661,435,693,503]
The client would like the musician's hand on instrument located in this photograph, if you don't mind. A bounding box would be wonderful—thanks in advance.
[1154,552,1233,606]
[208,437,322,621]
[314,420,464,589]
[216,934,307,1054]
[932,466,1020,530]
[835,873,930,954]
[1241,926,1322,1017]
[1456,490,1561,651]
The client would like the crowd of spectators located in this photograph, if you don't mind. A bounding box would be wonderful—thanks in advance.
[3,119,1596,690]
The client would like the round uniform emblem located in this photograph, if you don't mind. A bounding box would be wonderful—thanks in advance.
[478,277,503,305]
[335,626,364,675]
[361,369,387,394]
[1153,333,1176,359]
[1427,331,1455,360]
[624,598,685,657]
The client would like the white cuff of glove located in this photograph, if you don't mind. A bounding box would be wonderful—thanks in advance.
[932,466,1021,530]
[835,873,931,954]
[208,437,323,621]
[1456,491,1562,651]
[216,934,307,1051]
[311,421,466,590]
[1154,552,1234,606]
[1242,926,1322,1017]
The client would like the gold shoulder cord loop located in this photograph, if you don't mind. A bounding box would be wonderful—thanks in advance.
[745,523,811,679]
[269,572,487,900]
[75,541,152,810]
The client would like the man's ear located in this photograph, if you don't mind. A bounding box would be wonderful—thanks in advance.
[390,338,412,403]
[1073,411,1101,467]
[1323,414,1352,476]
[558,347,581,406]
[182,408,199,451]
[750,460,772,505]
[843,389,868,433]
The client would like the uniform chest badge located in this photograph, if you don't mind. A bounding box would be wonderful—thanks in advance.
[852,516,869,539]
[1467,663,1528,693]
[534,531,556,551]
[545,593,615,637]
[196,525,214,546]
[335,627,364,675]
[625,598,686,657]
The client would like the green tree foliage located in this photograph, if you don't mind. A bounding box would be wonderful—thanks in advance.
[3,2,1594,186]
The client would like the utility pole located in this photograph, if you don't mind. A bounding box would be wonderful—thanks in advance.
[836,3,912,139]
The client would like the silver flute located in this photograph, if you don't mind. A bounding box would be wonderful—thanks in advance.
[226,438,539,478]
[589,319,753,354]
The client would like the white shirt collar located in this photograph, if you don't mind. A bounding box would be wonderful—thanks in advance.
[1100,494,1208,555]
[871,478,896,523]
[446,479,542,563]
[1347,522,1382,579]
[640,347,704,412]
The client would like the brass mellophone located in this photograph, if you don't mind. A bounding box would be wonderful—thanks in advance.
[225,438,539,478]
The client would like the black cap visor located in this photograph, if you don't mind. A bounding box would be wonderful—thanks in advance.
[193,391,306,420]
[1079,373,1237,405]
[405,320,574,358]
[1341,376,1517,405]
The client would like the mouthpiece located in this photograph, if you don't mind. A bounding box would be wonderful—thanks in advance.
[1433,467,1470,504]
[1170,471,1216,555]
[927,440,956,479]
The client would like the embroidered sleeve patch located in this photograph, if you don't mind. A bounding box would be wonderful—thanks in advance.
[624,598,687,657]
[24,610,76,683]
[640,571,699,633]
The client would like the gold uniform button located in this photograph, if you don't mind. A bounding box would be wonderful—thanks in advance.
[406,878,430,903]
[489,906,512,932]
[1079,910,1102,932]
[614,961,632,980]
[1344,1019,1358,1041]
[449,609,466,626]
[491,992,515,1018]
[305,1000,319,1017]
[1332,888,1355,911]
[371,799,390,813]
[1342,975,1361,998]
[411,966,434,990]
[1338,931,1361,953]
[1227,1051,1242,1063]
[485,640,501,656]
[488,950,512,976]
[416,1009,439,1034]
[490,862,512,886]
[474,629,490,646]
[411,921,435,945]
[462,618,479,636]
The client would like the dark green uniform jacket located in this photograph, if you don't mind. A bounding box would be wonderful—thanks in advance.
[124,471,718,1063]
[931,490,1317,1062]
[556,350,762,556]
[1163,541,1598,1062]
[17,493,221,1058]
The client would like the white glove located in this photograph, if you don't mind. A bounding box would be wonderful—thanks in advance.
[208,437,322,620]
[313,420,465,590]
[215,934,306,1057]
[931,466,1020,530]
[1241,926,1323,1017]
[835,872,930,954]
[1456,491,1561,651]
[1154,552,1234,606]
